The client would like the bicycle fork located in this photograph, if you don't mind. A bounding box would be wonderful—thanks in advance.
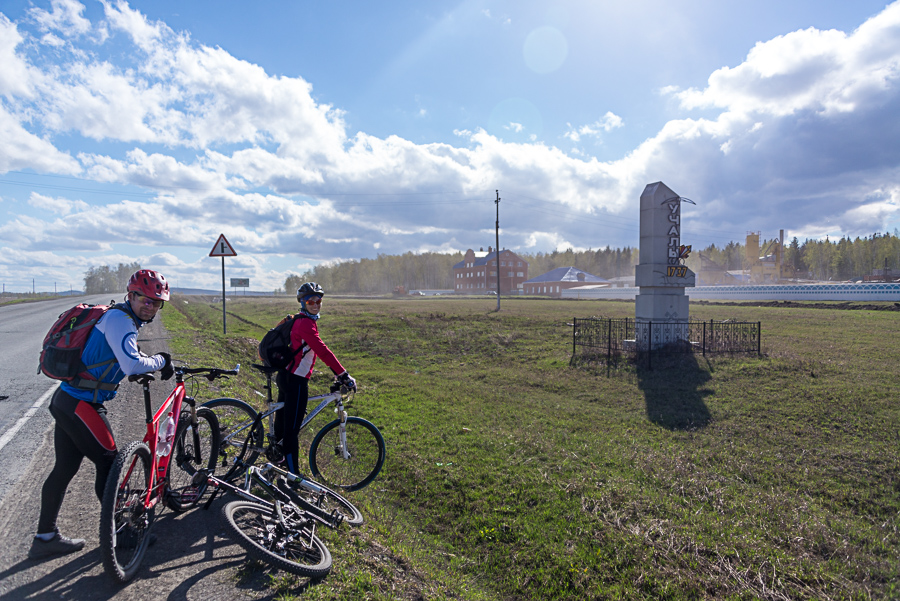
[336,401,351,460]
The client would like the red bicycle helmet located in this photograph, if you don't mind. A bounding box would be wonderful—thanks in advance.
[127,269,171,301]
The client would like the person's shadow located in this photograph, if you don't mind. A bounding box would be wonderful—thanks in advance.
[636,352,712,430]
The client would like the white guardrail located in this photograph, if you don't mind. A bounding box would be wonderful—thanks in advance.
[562,283,900,301]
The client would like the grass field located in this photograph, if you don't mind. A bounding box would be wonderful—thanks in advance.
[160,295,900,600]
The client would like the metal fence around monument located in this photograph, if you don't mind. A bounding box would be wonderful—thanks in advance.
[571,317,760,369]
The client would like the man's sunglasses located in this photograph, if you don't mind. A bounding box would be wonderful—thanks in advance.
[305,297,323,306]
[132,292,164,309]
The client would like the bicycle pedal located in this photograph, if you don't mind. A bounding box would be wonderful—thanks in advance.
[191,470,210,487]
[180,487,201,503]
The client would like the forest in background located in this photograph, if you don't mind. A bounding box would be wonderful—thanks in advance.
[69,233,900,297]
[83,262,141,294]
[694,232,900,281]
[283,232,900,294]
[284,247,640,295]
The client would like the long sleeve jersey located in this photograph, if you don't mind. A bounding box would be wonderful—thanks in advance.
[61,303,166,403]
[286,314,345,379]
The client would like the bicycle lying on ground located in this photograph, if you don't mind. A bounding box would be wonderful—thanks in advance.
[99,364,238,583]
[197,372,366,577]
[202,363,386,492]
[202,406,365,528]
[193,463,344,578]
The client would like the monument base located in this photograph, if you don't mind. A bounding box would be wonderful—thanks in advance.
[635,289,691,350]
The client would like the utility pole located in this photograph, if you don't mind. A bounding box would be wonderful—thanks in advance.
[495,190,501,311]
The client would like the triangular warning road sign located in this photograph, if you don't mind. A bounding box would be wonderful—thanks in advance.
[209,234,237,257]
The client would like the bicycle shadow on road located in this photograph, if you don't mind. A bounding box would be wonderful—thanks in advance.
[0,502,259,601]
[636,353,713,430]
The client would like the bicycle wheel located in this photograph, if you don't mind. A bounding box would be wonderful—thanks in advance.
[308,416,385,492]
[202,398,263,481]
[166,408,220,511]
[100,440,154,583]
[279,476,364,527]
[222,501,332,578]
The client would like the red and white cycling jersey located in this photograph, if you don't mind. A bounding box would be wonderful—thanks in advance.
[286,315,345,379]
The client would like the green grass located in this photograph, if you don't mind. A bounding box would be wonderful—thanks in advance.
[161,295,900,600]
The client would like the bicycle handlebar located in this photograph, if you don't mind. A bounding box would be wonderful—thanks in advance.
[181,364,241,380]
[127,364,240,384]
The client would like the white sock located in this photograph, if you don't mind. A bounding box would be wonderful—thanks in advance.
[35,532,56,541]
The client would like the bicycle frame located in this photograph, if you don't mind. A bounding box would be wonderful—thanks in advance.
[243,378,350,460]
[101,364,240,583]
[199,464,340,530]
[124,366,239,512]
[220,393,350,459]
[205,363,384,493]
[126,374,187,514]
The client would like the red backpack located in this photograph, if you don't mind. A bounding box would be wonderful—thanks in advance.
[38,303,128,387]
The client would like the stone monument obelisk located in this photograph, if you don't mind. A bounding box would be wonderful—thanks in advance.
[634,182,696,349]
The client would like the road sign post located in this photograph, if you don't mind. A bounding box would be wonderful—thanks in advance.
[209,234,237,334]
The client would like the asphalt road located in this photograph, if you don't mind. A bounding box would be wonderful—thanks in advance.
[0,294,116,507]
[0,297,281,599]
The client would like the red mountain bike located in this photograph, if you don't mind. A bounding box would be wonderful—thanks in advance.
[99,364,238,583]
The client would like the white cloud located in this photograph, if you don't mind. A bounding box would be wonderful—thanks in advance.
[27,192,90,215]
[564,112,624,142]
[30,0,92,37]
[674,3,900,117]
[0,106,81,173]
[100,0,166,51]
[521,231,588,254]
[0,15,38,98]
[2,1,900,290]
[634,2,900,239]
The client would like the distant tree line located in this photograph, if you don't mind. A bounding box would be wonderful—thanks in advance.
[283,247,640,294]
[283,232,900,294]
[84,262,141,294]
[688,231,900,281]
[285,252,462,295]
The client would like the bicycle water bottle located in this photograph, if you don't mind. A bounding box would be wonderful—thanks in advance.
[157,414,176,456]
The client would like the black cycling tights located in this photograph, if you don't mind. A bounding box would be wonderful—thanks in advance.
[274,371,310,476]
[37,388,118,534]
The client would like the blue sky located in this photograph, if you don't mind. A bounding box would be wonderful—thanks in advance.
[1,0,898,292]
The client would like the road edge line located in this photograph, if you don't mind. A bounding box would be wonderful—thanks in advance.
[0,383,59,453]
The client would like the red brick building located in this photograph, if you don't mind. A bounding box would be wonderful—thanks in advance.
[453,247,529,294]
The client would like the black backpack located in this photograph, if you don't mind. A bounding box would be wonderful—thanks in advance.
[257,313,309,369]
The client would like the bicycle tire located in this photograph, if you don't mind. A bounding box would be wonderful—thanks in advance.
[308,416,385,492]
[222,501,332,578]
[99,440,154,583]
[277,476,364,527]
[166,408,220,511]
[201,398,263,481]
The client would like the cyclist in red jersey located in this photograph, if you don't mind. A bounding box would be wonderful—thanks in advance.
[275,282,356,476]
